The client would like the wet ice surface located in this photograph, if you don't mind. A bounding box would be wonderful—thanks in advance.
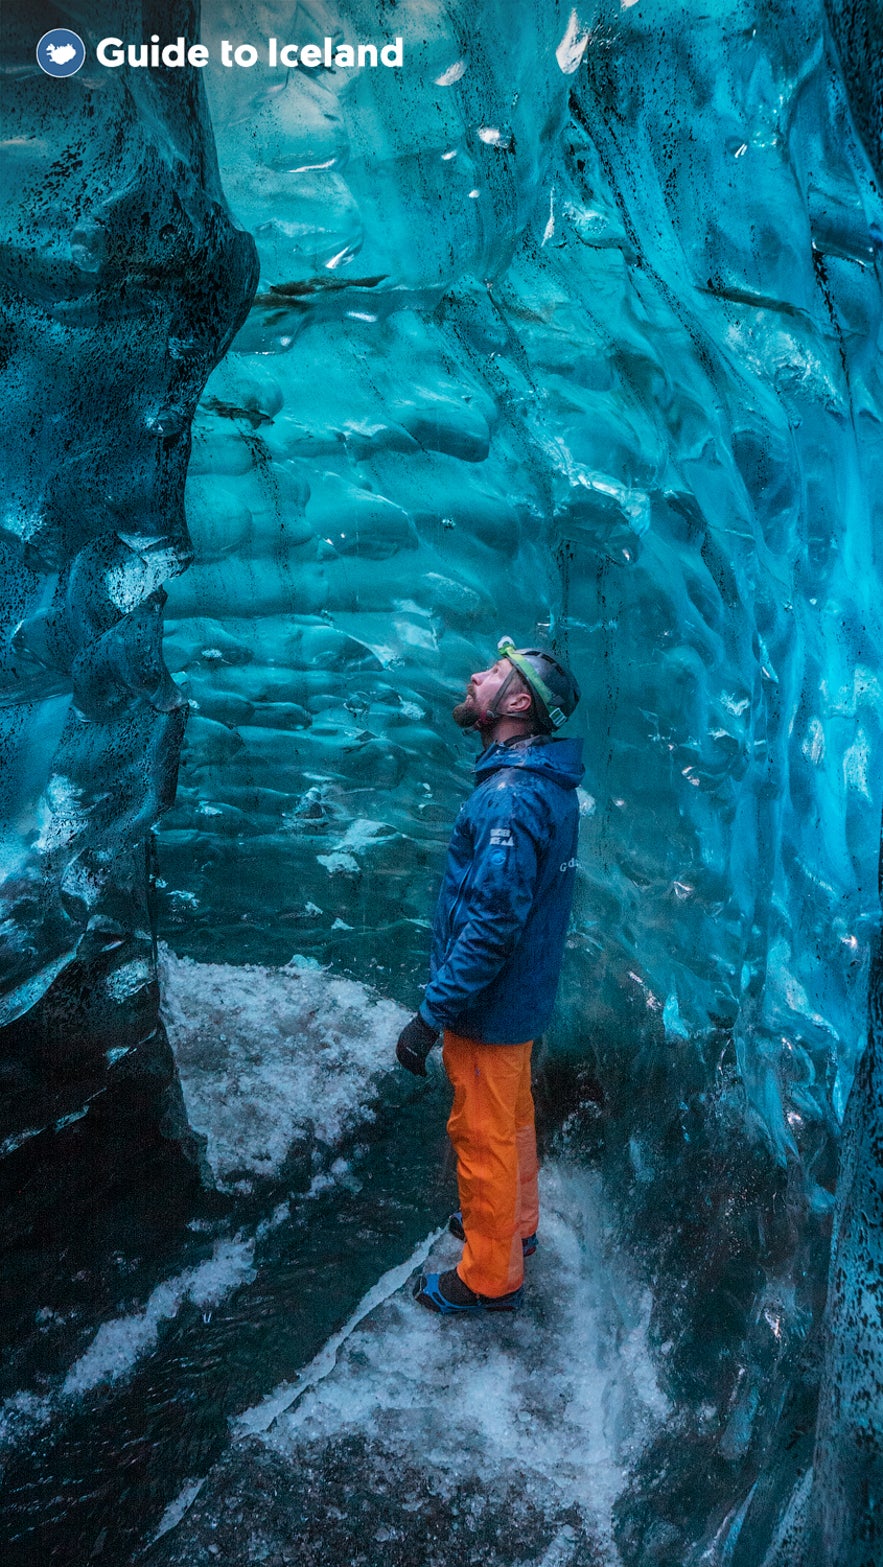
[0,952,426,1562]
[0,1234,259,1460]
[1,949,665,1565]
[2,949,406,1455]
[148,1167,667,1567]
[160,946,408,1186]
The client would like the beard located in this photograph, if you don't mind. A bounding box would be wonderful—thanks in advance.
[452,694,483,730]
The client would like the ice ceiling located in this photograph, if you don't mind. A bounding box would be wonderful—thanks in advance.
[1,1,881,1562]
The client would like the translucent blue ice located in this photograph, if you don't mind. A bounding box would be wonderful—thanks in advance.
[155,2,883,1558]
[0,4,256,1164]
[1,0,881,1559]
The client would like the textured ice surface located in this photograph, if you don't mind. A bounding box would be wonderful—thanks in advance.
[160,945,407,1185]
[153,2,883,1560]
[161,0,883,1141]
[0,1234,258,1461]
[1,0,881,1559]
[148,1165,666,1567]
[0,0,256,1188]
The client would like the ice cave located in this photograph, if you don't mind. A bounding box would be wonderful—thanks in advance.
[1,0,881,1563]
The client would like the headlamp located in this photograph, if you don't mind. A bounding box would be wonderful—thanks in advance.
[496,636,567,730]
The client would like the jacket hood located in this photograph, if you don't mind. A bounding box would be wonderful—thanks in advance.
[474,734,585,790]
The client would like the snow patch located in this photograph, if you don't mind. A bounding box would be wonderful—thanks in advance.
[556,11,590,74]
[0,1237,257,1459]
[160,947,408,1187]
[235,1225,447,1438]
[254,1165,667,1558]
[435,59,466,86]
[61,1238,254,1398]
[149,1479,206,1546]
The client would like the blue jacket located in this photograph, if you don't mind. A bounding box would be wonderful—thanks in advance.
[419,735,584,1044]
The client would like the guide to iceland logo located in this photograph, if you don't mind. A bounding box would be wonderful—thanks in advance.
[37,28,86,77]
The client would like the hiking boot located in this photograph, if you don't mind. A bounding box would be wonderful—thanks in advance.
[414,1268,523,1315]
[448,1210,538,1258]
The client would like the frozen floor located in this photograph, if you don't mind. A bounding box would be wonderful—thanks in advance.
[148,1166,667,1567]
[1,950,409,1471]
[159,946,409,1188]
[2,954,666,1564]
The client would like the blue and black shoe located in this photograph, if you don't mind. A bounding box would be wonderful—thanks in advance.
[414,1268,523,1315]
[448,1210,538,1258]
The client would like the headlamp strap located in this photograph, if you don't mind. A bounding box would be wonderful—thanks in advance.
[496,637,566,729]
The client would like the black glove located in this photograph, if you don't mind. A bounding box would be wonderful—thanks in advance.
[396,1013,439,1077]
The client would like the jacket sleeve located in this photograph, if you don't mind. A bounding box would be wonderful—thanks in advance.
[419,785,544,1032]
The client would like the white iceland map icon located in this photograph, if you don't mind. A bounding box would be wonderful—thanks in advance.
[36,29,85,77]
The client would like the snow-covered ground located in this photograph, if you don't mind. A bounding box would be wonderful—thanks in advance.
[4,954,667,1566]
[161,948,668,1563]
[160,946,408,1188]
[151,1165,668,1567]
[2,952,406,1466]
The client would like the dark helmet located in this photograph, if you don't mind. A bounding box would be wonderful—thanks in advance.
[495,635,580,731]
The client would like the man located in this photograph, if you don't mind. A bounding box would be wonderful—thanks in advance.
[396,635,583,1315]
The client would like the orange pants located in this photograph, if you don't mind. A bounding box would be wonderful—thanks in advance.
[442,1030,539,1298]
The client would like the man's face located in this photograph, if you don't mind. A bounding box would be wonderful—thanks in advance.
[452,658,514,730]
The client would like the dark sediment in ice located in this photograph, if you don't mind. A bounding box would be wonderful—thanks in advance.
[825,0,883,185]
[804,863,883,1567]
[0,1,881,1562]
[152,1,883,1561]
[0,1,256,1243]
[144,1434,604,1567]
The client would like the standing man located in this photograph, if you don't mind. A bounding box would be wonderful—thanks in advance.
[396,636,583,1315]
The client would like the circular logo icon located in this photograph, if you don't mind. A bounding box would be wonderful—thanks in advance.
[36,28,86,78]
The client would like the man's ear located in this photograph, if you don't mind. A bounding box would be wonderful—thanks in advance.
[506,688,533,713]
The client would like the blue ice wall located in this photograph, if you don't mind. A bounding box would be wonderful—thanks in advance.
[162,0,883,1135]
[807,923,883,1565]
[156,1,883,1559]
[0,2,256,1190]
[808,9,883,1563]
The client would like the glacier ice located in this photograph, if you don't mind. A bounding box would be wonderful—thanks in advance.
[164,0,883,1163]
[0,0,257,1216]
[1,0,882,1562]
[806,919,883,1566]
[147,1165,668,1567]
[156,3,883,1555]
